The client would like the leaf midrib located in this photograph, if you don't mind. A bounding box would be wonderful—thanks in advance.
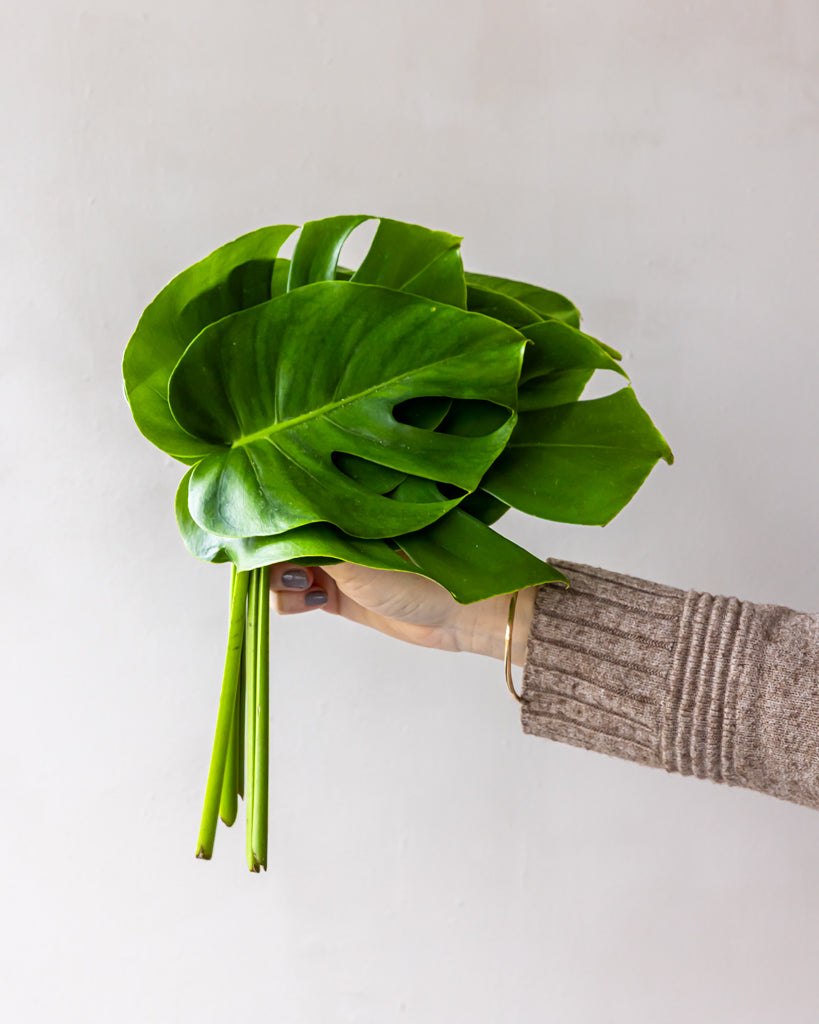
[229,351,507,449]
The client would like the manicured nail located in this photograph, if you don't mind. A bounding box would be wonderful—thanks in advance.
[304,590,328,607]
[281,568,309,589]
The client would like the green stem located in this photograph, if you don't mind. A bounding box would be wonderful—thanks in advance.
[219,710,238,826]
[244,568,259,872]
[236,641,246,800]
[196,568,250,859]
[219,570,241,826]
[251,565,270,870]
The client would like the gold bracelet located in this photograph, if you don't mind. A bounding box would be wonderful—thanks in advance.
[504,591,522,703]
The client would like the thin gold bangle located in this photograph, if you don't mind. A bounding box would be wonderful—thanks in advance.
[504,591,522,703]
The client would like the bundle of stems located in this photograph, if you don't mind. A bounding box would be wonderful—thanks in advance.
[195,565,270,870]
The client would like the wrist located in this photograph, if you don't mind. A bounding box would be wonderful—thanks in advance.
[457,586,537,666]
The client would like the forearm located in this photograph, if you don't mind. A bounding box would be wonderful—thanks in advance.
[514,561,819,811]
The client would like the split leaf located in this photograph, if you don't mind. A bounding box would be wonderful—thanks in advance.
[169,281,526,539]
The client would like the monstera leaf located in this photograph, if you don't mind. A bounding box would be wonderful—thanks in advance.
[124,215,469,468]
[167,280,527,539]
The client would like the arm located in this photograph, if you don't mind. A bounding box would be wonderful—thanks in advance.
[270,560,819,812]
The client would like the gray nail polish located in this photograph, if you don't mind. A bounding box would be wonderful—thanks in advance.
[282,568,309,589]
[304,590,328,607]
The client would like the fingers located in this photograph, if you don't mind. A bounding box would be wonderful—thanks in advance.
[269,562,338,616]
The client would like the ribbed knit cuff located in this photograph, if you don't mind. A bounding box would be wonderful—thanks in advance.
[522,561,683,771]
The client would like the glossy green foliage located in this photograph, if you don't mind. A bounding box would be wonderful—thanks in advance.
[124,214,672,602]
[168,281,525,539]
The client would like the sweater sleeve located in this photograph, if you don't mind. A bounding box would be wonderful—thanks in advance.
[521,560,819,811]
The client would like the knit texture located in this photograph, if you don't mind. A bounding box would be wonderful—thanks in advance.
[521,561,819,811]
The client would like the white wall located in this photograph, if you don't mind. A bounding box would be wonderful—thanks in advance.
[2,1,818,1021]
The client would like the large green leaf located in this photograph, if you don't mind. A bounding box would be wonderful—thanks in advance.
[123,224,297,462]
[175,472,566,603]
[168,281,527,539]
[481,387,673,525]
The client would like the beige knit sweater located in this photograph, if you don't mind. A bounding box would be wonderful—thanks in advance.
[521,560,819,811]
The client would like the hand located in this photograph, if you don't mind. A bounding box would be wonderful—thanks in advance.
[269,562,536,666]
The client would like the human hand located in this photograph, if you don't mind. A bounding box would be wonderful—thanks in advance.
[269,562,535,666]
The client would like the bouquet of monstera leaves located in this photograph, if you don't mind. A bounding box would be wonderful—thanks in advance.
[123,215,672,871]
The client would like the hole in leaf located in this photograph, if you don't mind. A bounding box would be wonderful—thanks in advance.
[392,396,453,430]
[517,367,625,410]
[332,452,406,495]
[392,397,510,436]
[438,485,509,525]
[436,399,510,437]
[338,218,378,274]
[573,369,624,402]
[277,231,298,262]
[384,476,462,504]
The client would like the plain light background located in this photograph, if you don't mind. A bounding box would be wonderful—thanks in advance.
[1,1,817,1021]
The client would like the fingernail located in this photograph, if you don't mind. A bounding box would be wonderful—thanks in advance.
[304,590,328,607]
[282,568,309,589]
